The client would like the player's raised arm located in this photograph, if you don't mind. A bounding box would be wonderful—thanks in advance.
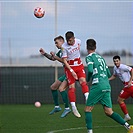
[39,48,55,61]
[108,74,116,81]
[50,51,63,63]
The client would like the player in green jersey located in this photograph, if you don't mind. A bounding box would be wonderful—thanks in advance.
[39,36,71,118]
[84,39,133,133]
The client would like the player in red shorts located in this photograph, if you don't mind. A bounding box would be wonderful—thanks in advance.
[109,55,133,121]
[61,31,89,118]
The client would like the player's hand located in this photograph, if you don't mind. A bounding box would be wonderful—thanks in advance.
[71,71,78,80]
[127,81,132,88]
[50,51,55,56]
[39,48,45,55]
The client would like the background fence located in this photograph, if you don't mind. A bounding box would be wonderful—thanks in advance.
[0,66,132,104]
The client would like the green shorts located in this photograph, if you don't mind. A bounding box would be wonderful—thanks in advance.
[86,89,112,108]
[58,74,67,82]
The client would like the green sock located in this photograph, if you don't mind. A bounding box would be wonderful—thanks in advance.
[51,90,59,106]
[109,112,125,125]
[85,112,92,130]
[60,91,69,108]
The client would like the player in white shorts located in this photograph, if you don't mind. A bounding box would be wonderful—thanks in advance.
[109,55,133,121]
[61,31,89,118]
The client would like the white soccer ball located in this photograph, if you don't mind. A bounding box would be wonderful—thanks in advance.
[34,7,45,18]
[35,101,41,108]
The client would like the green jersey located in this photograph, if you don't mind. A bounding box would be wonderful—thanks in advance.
[85,52,111,91]
[56,50,66,82]
[56,50,62,58]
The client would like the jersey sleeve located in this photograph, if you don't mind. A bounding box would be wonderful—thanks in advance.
[56,50,60,57]
[85,56,93,82]
[123,64,132,72]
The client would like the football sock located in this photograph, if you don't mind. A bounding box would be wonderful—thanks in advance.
[109,112,125,125]
[85,112,93,130]
[88,129,93,133]
[71,102,77,110]
[81,82,89,94]
[119,103,128,115]
[60,91,69,108]
[84,92,89,101]
[68,88,76,102]
[51,90,59,106]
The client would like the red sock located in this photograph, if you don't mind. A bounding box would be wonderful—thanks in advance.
[81,82,89,94]
[68,88,76,102]
[119,103,128,115]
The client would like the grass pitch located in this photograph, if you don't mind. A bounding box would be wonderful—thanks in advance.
[0,104,132,133]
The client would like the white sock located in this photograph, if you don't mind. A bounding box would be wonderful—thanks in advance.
[125,114,130,117]
[70,102,77,110]
[65,107,70,110]
[84,92,89,101]
[88,129,93,133]
[55,106,60,108]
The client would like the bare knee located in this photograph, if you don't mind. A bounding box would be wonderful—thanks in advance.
[84,106,94,112]
[104,107,113,116]
[117,97,125,104]
[50,83,58,90]
[50,84,55,90]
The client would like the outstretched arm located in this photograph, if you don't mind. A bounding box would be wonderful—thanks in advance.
[108,75,116,81]
[50,51,63,63]
[39,48,55,61]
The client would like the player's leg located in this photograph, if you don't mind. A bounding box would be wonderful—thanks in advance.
[85,106,94,133]
[118,88,131,121]
[84,88,99,133]
[58,80,71,118]
[104,107,132,131]
[77,64,89,101]
[49,80,62,115]
[102,91,131,131]
[65,67,81,118]
[79,77,89,101]
[68,83,81,118]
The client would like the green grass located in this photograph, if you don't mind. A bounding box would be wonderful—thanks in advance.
[0,104,132,133]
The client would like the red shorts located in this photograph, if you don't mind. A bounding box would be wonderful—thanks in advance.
[119,86,133,99]
[65,64,86,85]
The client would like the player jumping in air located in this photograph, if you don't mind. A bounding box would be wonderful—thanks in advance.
[109,55,133,121]
[84,39,133,133]
[39,36,71,118]
[62,31,89,118]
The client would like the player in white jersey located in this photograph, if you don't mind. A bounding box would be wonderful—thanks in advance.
[62,31,89,118]
[109,55,133,121]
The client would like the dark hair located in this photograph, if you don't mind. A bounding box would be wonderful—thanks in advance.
[65,31,74,41]
[86,39,96,50]
[113,55,120,60]
[54,36,64,42]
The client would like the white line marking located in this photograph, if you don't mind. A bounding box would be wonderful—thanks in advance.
[47,125,122,133]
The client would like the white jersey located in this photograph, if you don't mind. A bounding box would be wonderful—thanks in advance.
[62,38,81,60]
[113,64,133,84]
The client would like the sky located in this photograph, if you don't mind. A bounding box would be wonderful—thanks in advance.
[0,0,133,58]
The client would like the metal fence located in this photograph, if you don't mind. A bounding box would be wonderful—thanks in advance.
[0,66,132,104]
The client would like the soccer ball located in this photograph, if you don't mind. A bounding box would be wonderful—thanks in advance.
[35,101,41,107]
[34,7,45,18]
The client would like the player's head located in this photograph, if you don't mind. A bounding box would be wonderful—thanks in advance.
[113,55,121,67]
[86,39,96,53]
[54,36,64,49]
[65,31,75,45]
